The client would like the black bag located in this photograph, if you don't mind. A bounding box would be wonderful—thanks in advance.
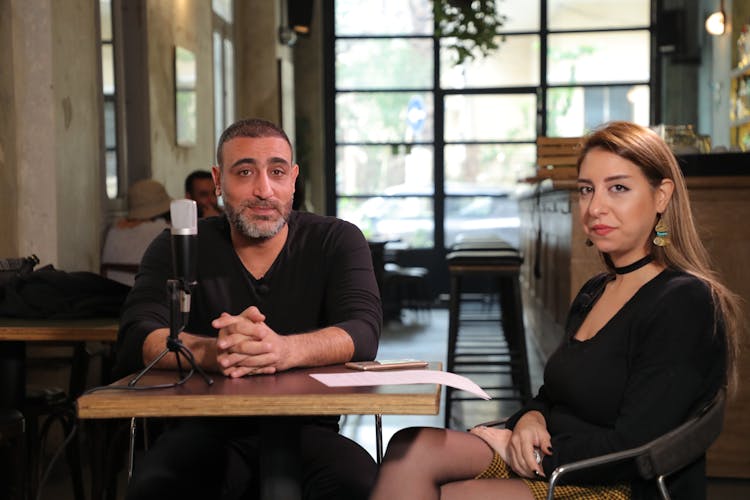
[0,264,130,319]
[0,254,39,287]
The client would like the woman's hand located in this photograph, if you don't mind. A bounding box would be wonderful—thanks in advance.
[507,411,552,478]
[469,425,512,464]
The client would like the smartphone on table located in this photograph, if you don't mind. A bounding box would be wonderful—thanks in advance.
[345,359,429,371]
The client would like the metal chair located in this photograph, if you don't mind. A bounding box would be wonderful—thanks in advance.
[546,388,726,500]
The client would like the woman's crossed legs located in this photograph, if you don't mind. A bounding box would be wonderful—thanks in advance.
[370,426,534,500]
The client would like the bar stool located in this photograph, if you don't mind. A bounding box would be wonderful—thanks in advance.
[383,263,432,322]
[444,246,532,428]
[450,237,517,252]
[0,409,26,500]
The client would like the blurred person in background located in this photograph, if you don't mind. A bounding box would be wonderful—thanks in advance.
[101,179,172,286]
[185,169,223,218]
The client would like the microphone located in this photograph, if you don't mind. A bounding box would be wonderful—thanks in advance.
[128,198,214,388]
[170,199,198,289]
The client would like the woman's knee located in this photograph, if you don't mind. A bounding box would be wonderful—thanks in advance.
[383,426,441,462]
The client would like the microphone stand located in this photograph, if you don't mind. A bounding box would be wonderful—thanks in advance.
[129,279,214,387]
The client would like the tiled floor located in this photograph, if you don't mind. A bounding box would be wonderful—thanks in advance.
[36,307,749,499]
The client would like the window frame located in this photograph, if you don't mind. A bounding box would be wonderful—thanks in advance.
[325,0,657,253]
[99,0,128,205]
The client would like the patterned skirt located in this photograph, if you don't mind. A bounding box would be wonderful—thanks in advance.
[475,451,631,500]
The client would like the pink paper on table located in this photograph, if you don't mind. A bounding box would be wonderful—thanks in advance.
[310,370,490,400]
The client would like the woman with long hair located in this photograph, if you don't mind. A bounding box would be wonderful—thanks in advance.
[369,121,741,500]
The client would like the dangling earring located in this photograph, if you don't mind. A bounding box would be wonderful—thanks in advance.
[585,238,593,247]
[653,216,670,247]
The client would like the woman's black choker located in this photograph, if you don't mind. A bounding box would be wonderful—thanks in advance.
[613,254,654,275]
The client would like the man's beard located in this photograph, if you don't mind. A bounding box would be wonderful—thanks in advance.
[224,198,291,239]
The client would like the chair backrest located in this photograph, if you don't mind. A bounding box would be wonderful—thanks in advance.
[547,388,727,500]
[635,388,726,479]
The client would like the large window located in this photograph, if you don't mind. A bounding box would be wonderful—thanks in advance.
[544,0,652,135]
[330,0,652,250]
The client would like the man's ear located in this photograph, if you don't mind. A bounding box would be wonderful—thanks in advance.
[655,178,674,213]
[211,165,222,195]
[292,164,300,188]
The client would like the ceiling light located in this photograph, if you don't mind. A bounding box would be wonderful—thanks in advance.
[705,1,726,36]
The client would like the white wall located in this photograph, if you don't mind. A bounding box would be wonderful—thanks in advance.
[0,0,101,270]
[145,1,216,198]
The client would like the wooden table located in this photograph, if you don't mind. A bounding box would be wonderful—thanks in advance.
[78,363,441,418]
[77,362,442,477]
[0,317,119,407]
[0,317,119,500]
[0,317,119,342]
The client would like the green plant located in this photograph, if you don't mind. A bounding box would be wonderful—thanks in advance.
[434,0,507,65]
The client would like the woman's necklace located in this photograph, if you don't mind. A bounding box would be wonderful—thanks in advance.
[613,254,653,275]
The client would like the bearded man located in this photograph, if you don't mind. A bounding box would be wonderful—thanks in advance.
[115,118,382,500]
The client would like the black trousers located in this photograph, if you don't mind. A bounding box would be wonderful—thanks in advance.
[125,416,377,500]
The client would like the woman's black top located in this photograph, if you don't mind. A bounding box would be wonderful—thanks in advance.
[506,269,726,499]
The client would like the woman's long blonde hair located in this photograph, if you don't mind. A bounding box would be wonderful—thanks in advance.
[577,121,742,391]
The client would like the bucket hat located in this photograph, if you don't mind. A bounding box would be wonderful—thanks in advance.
[128,179,172,220]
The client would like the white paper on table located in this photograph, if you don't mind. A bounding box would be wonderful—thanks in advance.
[310,370,491,400]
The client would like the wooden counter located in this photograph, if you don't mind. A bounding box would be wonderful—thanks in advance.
[519,176,750,478]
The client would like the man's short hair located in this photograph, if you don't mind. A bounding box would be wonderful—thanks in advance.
[216,118,293,167]
[185,170,213,195]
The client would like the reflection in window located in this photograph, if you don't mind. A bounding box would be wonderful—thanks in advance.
[336,92,434,143]
[336,145,434,196]
[444,94,536,142]
[494,0,540,32]
[335,0,432,36]
[444,144,536,194]
[336,38,433,90]
[338,196,434,247]
[547,31,650,85]
[445,196,521,248]
[548,0,649,30]
[441,35,540,88]
[547,85,650,137]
